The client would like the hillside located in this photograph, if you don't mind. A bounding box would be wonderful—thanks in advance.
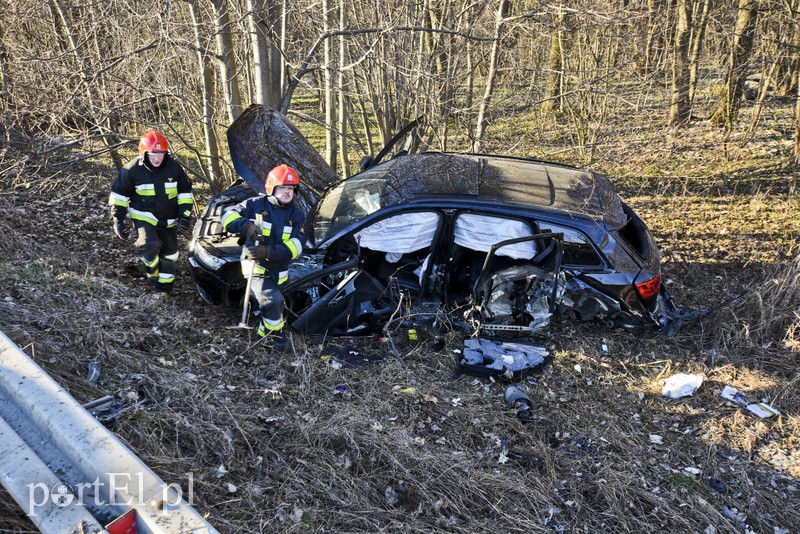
[1,103,799,532]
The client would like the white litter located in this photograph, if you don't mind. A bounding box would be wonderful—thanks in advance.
[662,373,704,398]
[721,385,780,419]
[746,402,781,418]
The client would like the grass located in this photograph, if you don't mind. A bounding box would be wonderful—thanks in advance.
[1,94,799,532]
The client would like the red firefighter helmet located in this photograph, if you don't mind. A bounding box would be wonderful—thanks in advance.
[138,131,169,158]
[265,164,300,195]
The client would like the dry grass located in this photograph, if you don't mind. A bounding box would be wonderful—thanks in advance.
[1,106,800,533]
[713,257,800,353]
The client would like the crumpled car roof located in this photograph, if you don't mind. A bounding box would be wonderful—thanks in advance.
[359,152,627,228]
[227,107,627,228]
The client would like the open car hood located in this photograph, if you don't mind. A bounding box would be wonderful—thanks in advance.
[227,105,339,214]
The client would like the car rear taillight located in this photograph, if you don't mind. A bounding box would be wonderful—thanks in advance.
[635,272,661,300]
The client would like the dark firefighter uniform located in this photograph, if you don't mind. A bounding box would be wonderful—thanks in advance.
[109,155,193,293]
[221,196,306,338]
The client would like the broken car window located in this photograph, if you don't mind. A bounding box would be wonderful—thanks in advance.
[314,176,386,244]
[616,203,653,262]
[538,222,603,268]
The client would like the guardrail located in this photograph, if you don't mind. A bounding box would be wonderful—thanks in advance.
[0,331,220,533]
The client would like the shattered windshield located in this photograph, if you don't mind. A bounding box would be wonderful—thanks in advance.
[313,173,388,244]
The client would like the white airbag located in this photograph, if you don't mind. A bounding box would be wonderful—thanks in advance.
[454,214,537,259]
[354,212,439,256]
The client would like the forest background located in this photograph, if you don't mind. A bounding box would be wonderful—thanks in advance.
[1,0,800,532]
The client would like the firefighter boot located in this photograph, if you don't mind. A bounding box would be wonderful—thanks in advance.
[274,330,289,351]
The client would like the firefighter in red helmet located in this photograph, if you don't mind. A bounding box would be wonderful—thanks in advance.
[220,164,306,350]
[109,131,194,295]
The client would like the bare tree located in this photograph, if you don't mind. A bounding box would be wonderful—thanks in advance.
[541,14,565,115]
[710,0,759,128]
[268,0,285,106]
[48,0,125,169]
[0,25,11,108]
[643,0,667,75]
[211,0,243,123]
[556,3,619,163]
[245,0,283,108]
[337,0,349,177]
[473,0,509,153]
[0,0,793,183]
[688,0,711,107]
[669,0,693,127]
[775,0,800,96]
[248,0,271,106]
[323,0,338,170]
[187,0,224,192]
[794,67,800,164]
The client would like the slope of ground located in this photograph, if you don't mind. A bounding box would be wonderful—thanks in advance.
[0,101,798,533]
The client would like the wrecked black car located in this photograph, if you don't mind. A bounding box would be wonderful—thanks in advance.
[188,106,678,338]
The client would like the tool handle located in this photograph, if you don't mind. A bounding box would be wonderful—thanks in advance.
[238,213,264,328]
[254,213,263,246]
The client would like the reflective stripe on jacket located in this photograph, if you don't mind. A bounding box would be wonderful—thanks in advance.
[109,156,193,228]
[221,195,306,283]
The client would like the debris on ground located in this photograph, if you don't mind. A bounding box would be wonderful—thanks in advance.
[661,372,704,398]
[82,395,143,423]
[460,337,549,378]
[503,384,536,422]
[86,360,101,383]
[721,385,781,418]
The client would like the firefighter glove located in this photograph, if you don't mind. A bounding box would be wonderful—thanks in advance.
[177,217,191,236]
[243,244,268,261]
[244,222,260,241]
[113,218,130,241]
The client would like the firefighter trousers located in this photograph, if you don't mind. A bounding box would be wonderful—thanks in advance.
[133,222,178,293]
[250,274,285,337]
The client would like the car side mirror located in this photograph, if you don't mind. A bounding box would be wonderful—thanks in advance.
[358,155,373,171]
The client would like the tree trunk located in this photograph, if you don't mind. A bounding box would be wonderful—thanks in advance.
[187,0,224,192]
[465,40,474,113]
[337,0,349,177]
[423,0,454,150]
[710,0,759,128]
[746,61,778,137]
[688,0,711,107]
[541,18,563,114]
[779,0,800,96]
[794,67,800,165]
[266,0,283,107]
[248,0,271,107]
[279,0,288,98]
[669,0,692,127]
[250,0,282,108]
[643,0,662,74]
[211,0,243,123]
[473,0,508,153]
[0,24,11,143]
[413,5,432,145]
[323,0,337,170]
[356,97,375,156]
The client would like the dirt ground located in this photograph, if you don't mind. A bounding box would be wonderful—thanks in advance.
[1,104,799,533]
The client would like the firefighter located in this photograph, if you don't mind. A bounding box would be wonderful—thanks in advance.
[220,164,306,350]
[109,131,193,295]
